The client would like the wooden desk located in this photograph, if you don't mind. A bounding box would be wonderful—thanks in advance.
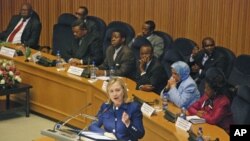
[0,83,32,117]
[0,45,229,141]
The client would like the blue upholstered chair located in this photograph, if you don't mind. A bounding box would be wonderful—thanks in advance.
[103,21,135,56]
[153,31,173,60]
[52,13,77,57]
[172,38,197,62]
[86,16,106,39]
[215,46,236,78]
[130,36,151,60]
[231,85,250,124]
[228,54,250,87]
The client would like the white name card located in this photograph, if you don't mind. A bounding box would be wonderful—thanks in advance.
[141,102,155,117]
[175,117,192,131]
[0,46,16,58]
[67,66,84,76]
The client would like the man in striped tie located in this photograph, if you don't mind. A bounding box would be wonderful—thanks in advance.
[0,2,42,50]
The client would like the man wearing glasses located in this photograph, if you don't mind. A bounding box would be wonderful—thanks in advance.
[74,6,97,34]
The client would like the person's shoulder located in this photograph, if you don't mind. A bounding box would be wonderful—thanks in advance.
[127,101,141,109]
[100,103,111,109]
[152,34,164,41]
[86,32,101,40]
[10,15,20,21]
[216,94,231,105]
[122,45,133,53]
[151,57,162,66]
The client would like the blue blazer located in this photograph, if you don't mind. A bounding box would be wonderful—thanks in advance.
[89,102,145,141]
[161,76,200,108]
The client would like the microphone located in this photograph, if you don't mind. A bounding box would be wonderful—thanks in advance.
[52,103,92,131]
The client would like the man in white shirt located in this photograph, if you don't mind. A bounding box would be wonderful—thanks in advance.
[0,2,42,50]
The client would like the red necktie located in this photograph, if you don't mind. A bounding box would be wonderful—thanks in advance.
[7,19,25,42]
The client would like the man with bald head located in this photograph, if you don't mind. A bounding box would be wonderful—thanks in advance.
[0,3,42,50]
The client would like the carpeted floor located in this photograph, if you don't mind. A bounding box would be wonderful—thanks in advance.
[0,112,55,141]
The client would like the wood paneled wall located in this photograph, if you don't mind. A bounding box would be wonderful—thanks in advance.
[1,0,249,55]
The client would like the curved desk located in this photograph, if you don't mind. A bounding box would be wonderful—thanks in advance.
[0,44,229,141]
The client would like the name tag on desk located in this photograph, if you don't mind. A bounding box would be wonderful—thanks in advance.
[141,102,155,117]
[175,117,192,131]
[67,66,84,76]
[0,46,16,58]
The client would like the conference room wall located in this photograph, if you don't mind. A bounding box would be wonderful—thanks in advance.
[0,0,249,56]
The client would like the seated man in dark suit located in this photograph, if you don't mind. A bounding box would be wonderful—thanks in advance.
[192,37,227,93]
[0,2,42,50]
[135,44,167,94]
[97,29,136,80]
[64,19,103,66]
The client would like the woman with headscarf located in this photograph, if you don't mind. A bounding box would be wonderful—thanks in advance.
[161,61,200,108]
[187,67,233,133]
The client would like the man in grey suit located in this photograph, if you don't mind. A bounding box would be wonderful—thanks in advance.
[0,3,41,50]
[64,19,103,66]
[137,20,164,58]
[97,29,136,79]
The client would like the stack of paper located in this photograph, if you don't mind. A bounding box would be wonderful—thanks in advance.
[186,115,206,124]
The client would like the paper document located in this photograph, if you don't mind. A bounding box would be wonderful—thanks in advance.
[186,115,206,124]
[80,131,114,140]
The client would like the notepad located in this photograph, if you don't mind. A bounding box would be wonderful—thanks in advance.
[80,131,114,140]
[186,115,206,124]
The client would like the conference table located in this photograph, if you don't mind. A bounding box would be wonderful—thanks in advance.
[0,44,229,141]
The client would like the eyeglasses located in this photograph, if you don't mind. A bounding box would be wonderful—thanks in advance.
[203,44,215,49]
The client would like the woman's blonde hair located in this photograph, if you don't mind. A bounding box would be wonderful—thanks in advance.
[106,78,129,104]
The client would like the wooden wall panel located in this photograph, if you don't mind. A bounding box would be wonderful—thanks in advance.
[0,0,249,55]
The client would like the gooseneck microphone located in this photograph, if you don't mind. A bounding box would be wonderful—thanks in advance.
[52,103,92,131]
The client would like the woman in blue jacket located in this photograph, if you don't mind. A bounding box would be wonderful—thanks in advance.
[161,61,200,108]
[89,78,145,141]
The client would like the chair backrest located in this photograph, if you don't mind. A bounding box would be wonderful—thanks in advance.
[160,47,183,79]
[228,54,250,86]
[86,16,106,39]
[130,36,152,60]
[172,37,197,62]
[103,21,135,55]
[153,31,173,61]
[52,13,77,56]
[215,46,236,78]
[231,85,250,124]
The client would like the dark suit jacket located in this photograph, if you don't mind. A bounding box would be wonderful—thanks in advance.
[98,45,136,79]
[135,57,167,94]
[0,13,42,50]
[194,47,227,79]
[64,32,103,66]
